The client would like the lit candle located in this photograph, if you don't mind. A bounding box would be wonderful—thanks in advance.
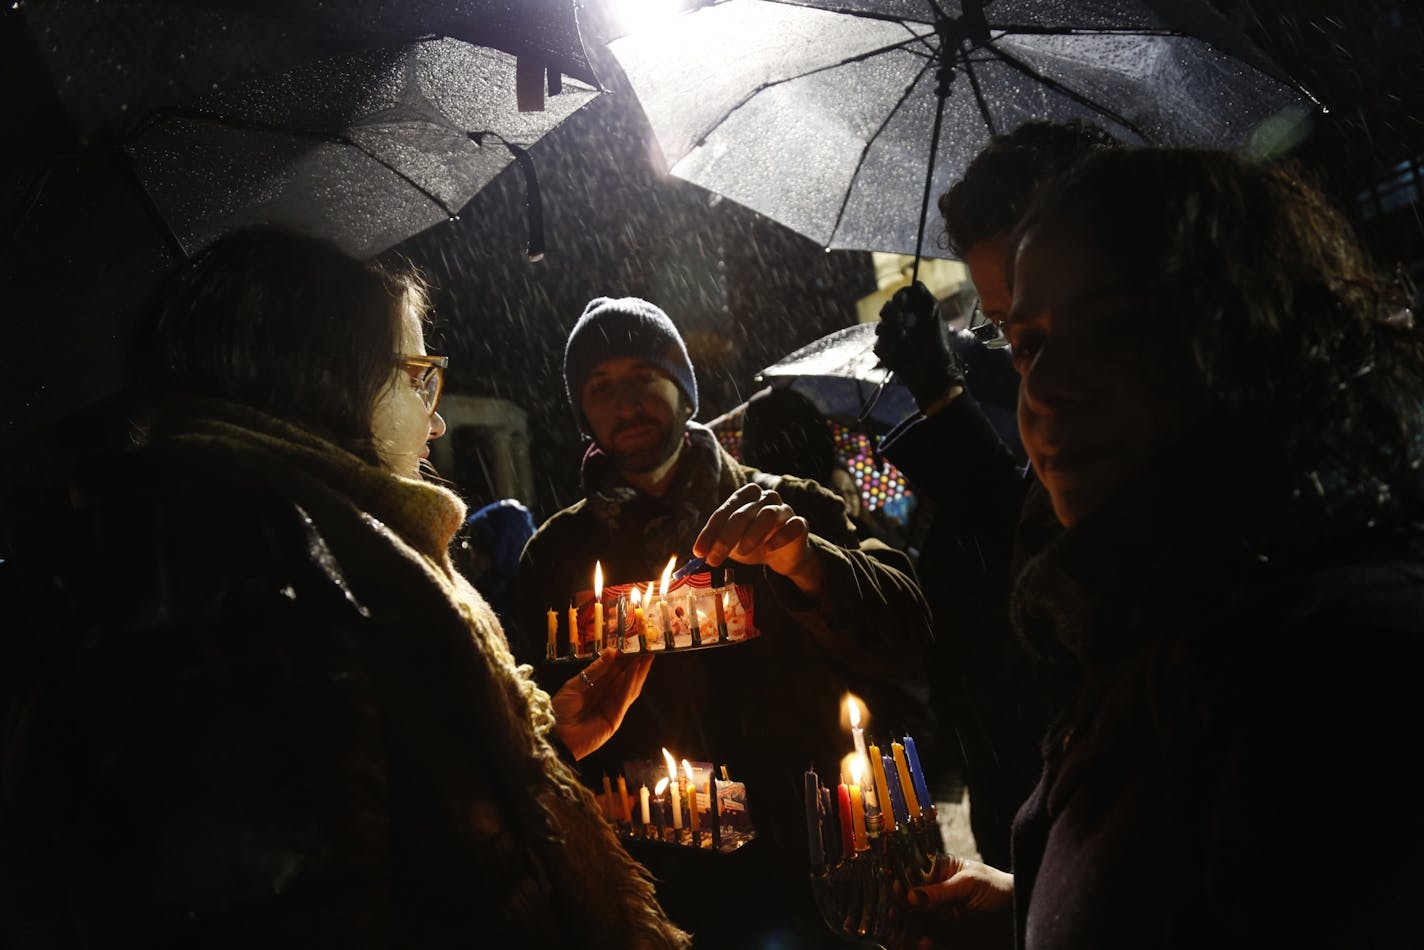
[805,769,825,868]
[640,783,651,825]
[881,753,910,824]
[593,562,604,651]
[662,748,682,830]
[658,556,676,649]
[714,588,730,642]
[654,777,669,836]
[869,744,897,833]
[617,775,633,825]
[903,735,933,813]
[846,697,878,812]
[567,600,578,657]
[891,741,922,819]
[836,782,855,860]
[545,607,558,659]
[848,757,869,852]
[682,759,700,835]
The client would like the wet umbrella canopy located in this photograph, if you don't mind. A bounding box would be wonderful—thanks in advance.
[608,0,1319,263]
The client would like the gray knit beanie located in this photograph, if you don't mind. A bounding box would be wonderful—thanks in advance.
[564,296,699,435]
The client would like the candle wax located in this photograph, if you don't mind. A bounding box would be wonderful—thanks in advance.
[568,603,578,656]
[836,784,855,860]
[640,784,651,825]
[669,777,683,830]
[546,609,557,656]
[869,744,898,833]
[852,726,878,811]
[848,781,868,852]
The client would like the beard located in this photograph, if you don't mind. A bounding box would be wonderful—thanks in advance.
[604,416,686,474]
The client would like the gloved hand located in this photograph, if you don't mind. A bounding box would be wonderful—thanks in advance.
[874,281,967,411]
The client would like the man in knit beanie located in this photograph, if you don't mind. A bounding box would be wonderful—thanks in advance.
[516,295,933,947]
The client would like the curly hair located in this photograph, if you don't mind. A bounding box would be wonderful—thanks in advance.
[938,119,1121,257]
[140,228,430,466]
[1012,147,1424,529]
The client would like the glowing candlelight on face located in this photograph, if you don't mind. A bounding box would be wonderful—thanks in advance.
[658,556,676,648]
[682,759,700,834]
[846,696,878,811]
[848,757,869,851]
[662,747,682,830]
[593,562,604,651]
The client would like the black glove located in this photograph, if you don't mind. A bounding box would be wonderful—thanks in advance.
[874,281,967,411]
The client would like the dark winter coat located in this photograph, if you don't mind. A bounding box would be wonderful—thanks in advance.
[0,399,688,949]
[1009,477,1424,950]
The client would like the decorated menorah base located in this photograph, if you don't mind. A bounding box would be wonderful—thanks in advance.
[810,811,949,947]
[618,821,756,854]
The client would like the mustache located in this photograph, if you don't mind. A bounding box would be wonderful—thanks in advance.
[611,416,661,438]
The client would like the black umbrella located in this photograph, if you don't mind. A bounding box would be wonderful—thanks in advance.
[607,0,1319,275]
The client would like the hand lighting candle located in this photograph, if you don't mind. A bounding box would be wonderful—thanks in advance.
[593,562,604,651]
[662,748,682,831]
[846,697,878,812]
[545,607,558,659]
[658,556,676,649]
[682,759,700,836]
[868,744,898,833]
[891,741,922,819]
[848,757,869,852]
[903,735,933,814]
[836,783,855,860]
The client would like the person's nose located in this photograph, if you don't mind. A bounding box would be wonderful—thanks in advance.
[429,409,448,440]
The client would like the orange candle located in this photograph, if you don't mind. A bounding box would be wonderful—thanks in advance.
[869,743,897,833]
[567,601,578,656]
[545,608,557,657]
[892,741,922,819]
[593,562,604,651]
[617,775,633,824]
[848,758,868,851]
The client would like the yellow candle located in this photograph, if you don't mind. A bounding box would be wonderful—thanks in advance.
[567,602,578,656]
[632,585,650,650]
[545,608,557,657]
[617,775,633,824]
[662,748,682,830]
[892,741,922,819]
[848,758,868,851]
[682,760,700,834]
[869,743,897,833]
[593,562,605,651]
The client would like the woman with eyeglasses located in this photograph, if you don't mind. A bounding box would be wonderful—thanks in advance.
[0,228,688,948]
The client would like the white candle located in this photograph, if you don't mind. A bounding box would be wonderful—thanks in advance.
[640,784,651,825]
[662,747,682,830]
[847,696,878,811]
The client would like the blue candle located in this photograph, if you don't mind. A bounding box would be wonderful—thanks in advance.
[881,753,910,824]
[903,735,933,813]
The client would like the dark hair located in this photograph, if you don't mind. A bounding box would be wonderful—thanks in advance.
[739,387,837,484]
[939,119,1120,257]
[140,228,428,463]
[1012,147,1424,528]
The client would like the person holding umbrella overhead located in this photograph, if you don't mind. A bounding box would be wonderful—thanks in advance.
[517,296,933,946]
[905,147,1424,949]
[873,120,1119,871]
[0,229,688,948]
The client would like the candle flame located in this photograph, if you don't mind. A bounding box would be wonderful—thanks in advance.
[662,747,678,783]
[594,561,603,598]
[655,776,669,795]
[850,754,866,786]
[682,758,695,783]
[660,555,676,594]
[645,580,656,602]
[631,585,642,606]
[847,695,861,730]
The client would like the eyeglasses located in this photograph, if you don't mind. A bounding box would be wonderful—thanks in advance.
[399,354,448,414]
[968,301,1010,349]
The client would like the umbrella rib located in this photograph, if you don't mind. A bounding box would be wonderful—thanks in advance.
[977,43,1151,140]
[959,46,998,137]
[827,54,939,252]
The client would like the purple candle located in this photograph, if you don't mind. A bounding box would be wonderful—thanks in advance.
[881,753,910,824]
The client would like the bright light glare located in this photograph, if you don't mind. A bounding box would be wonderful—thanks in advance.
[610,0,682,33]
